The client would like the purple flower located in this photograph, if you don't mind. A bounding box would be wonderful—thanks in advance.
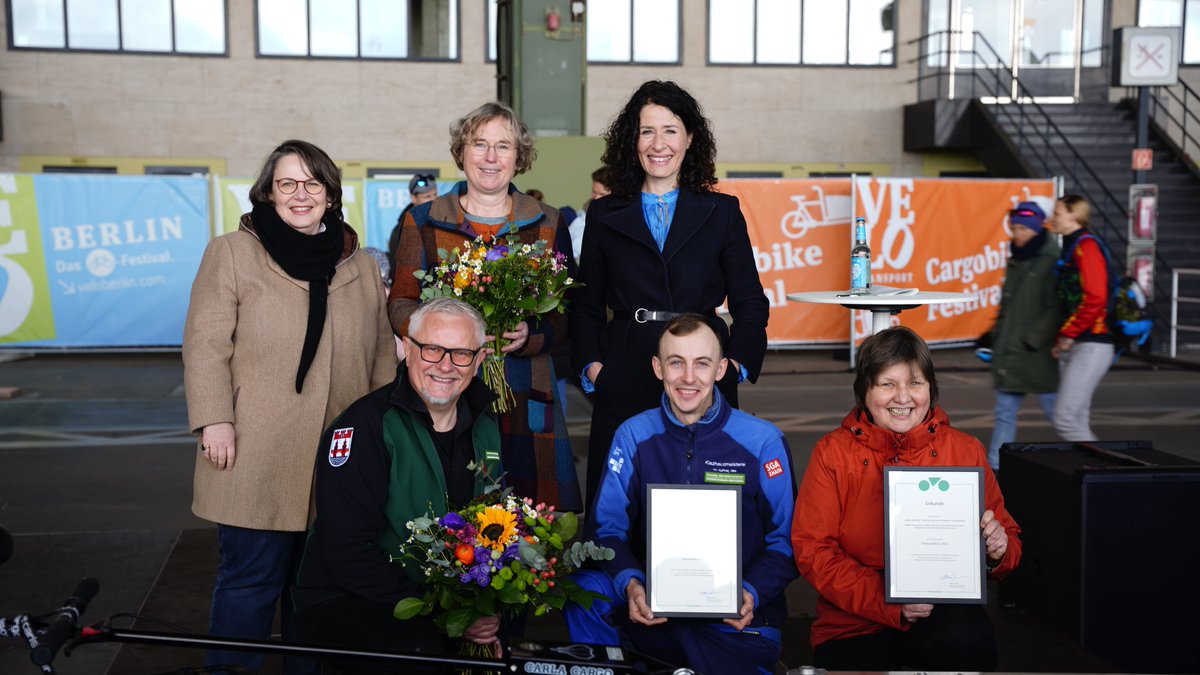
[459,563,492,587]
[440,513,465,530]
[475,546,492,566]
[485,246,509,262]
[500,544,520,564]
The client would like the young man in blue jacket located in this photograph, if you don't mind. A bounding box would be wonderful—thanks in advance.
[565,314,797,675]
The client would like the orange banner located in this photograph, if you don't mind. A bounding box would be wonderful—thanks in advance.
[717,178,1056,345]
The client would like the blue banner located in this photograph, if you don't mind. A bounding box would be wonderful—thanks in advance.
[22,175,210,347]
[364,180,451,250]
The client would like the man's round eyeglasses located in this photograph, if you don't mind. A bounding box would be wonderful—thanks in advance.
[276,178,325,195]
[468,141,515,158]
[409,337,482,367]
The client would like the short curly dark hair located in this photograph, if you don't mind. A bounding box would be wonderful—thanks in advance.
[601,80,717,200]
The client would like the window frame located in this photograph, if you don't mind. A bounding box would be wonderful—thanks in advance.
[586,0,683,66]
[1136,0,1200,65]
[6,0,229,56]
[254,0,463,62]
[706,0,898,68]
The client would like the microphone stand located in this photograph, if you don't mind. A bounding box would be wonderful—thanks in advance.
[70,625,510,673]
[68,624,687,674]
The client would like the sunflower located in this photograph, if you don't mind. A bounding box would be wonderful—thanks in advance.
[475,506,518,551]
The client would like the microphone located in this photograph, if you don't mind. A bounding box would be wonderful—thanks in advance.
[0,526,12,566]
[30,578,99,667]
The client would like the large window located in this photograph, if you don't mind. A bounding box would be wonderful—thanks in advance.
[1139,0,1200,64]
[588,0,679,63]
[257,0,458,59]
[709,0,895,66]
[8,0,226,54]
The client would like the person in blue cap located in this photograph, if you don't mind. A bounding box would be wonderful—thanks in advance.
[984,201,1061,470]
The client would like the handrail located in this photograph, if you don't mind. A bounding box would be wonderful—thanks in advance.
[909,29,1176,327]
[908,30,1129,245]
[1147,77,1200,177]
[1171,269,1200,358]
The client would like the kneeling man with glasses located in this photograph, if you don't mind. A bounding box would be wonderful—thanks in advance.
[293,297,504,673]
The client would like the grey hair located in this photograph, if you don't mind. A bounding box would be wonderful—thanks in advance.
[408,297,486,346]
[449,101,537,174]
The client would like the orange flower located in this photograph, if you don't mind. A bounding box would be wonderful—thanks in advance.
[455,544,475,565]
[453,267,473,289]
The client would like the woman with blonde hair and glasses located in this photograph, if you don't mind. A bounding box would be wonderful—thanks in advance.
[388,102,581,513]
[184,140,396,673]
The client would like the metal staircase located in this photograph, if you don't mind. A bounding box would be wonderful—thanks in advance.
[906,31,1200,355]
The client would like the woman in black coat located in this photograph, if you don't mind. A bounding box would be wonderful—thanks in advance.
[571,80,769,509]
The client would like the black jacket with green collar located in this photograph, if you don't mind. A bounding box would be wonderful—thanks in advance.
[292,363,501,612]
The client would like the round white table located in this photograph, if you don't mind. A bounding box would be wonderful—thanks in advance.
[787,285,974,335]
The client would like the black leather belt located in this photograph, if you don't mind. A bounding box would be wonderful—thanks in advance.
[611,308,714,324]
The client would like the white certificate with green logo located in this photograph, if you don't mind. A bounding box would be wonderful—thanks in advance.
[646,484,742,618]
[883,466,986,604]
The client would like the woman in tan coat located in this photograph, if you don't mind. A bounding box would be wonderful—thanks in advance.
[183,140,396,673]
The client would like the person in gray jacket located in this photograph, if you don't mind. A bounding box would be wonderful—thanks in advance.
[986,201,1061,470]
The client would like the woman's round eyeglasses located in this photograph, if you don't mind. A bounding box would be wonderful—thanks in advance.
[276,178,325,195]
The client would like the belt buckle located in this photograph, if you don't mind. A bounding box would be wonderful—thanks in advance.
[634,308,650,324]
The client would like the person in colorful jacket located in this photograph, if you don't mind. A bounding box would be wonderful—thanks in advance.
[565,314,796,675]
[986,201,1061,470]
[293,298,503,673]
[792,327,1022,672]
[1049,194,1113,442]
[388,101,580,513]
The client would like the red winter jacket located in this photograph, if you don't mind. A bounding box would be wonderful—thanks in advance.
[791,407,1022,648]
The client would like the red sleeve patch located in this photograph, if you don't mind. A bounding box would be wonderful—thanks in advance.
[329,427,353,467]
[764,458,784,479]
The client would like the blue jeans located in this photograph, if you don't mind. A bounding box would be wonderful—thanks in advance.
[987,390,1057,470]
[207,525,315,674]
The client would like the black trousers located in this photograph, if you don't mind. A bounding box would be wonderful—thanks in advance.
[294,595,455,675]
[812,604,998,672]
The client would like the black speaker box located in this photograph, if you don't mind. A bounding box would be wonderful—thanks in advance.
[998,441,1200,674]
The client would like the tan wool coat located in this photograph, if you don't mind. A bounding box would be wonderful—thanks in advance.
[183,218,397,532]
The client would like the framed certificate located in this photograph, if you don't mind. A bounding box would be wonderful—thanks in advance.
[645,484,742,618]
[884,466,986,604]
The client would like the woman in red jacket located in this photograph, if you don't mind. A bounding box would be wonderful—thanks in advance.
[792,327,1022,671]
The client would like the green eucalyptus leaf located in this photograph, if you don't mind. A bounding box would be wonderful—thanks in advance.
[518,539,548,570]
[554,512,578,541]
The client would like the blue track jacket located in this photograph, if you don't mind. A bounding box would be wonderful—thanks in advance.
[590,389,798,629]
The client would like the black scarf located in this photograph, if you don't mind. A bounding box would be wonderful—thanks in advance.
[251,202,343,393]
[1010,229,1047,260]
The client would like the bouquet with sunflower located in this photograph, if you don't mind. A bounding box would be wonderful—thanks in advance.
[392,467,614,659]
[414,235,577,413]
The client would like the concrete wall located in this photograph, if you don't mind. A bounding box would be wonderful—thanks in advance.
[0,0,932,180]
[9,0,1180,185]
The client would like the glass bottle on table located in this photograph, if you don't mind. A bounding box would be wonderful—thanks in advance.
[850,217,871,295]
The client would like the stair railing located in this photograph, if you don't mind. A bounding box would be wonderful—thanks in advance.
[1147,78,1200,177]
[910,30,1175,333]
[910,31,1128,246]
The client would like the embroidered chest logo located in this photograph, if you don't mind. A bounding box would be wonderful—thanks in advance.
[329,428,354,467]
[763,459,784,479]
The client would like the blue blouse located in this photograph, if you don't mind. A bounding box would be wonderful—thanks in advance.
[641,189,679,251]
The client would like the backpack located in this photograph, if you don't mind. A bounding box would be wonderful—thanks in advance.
[1059,233,1153,352]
